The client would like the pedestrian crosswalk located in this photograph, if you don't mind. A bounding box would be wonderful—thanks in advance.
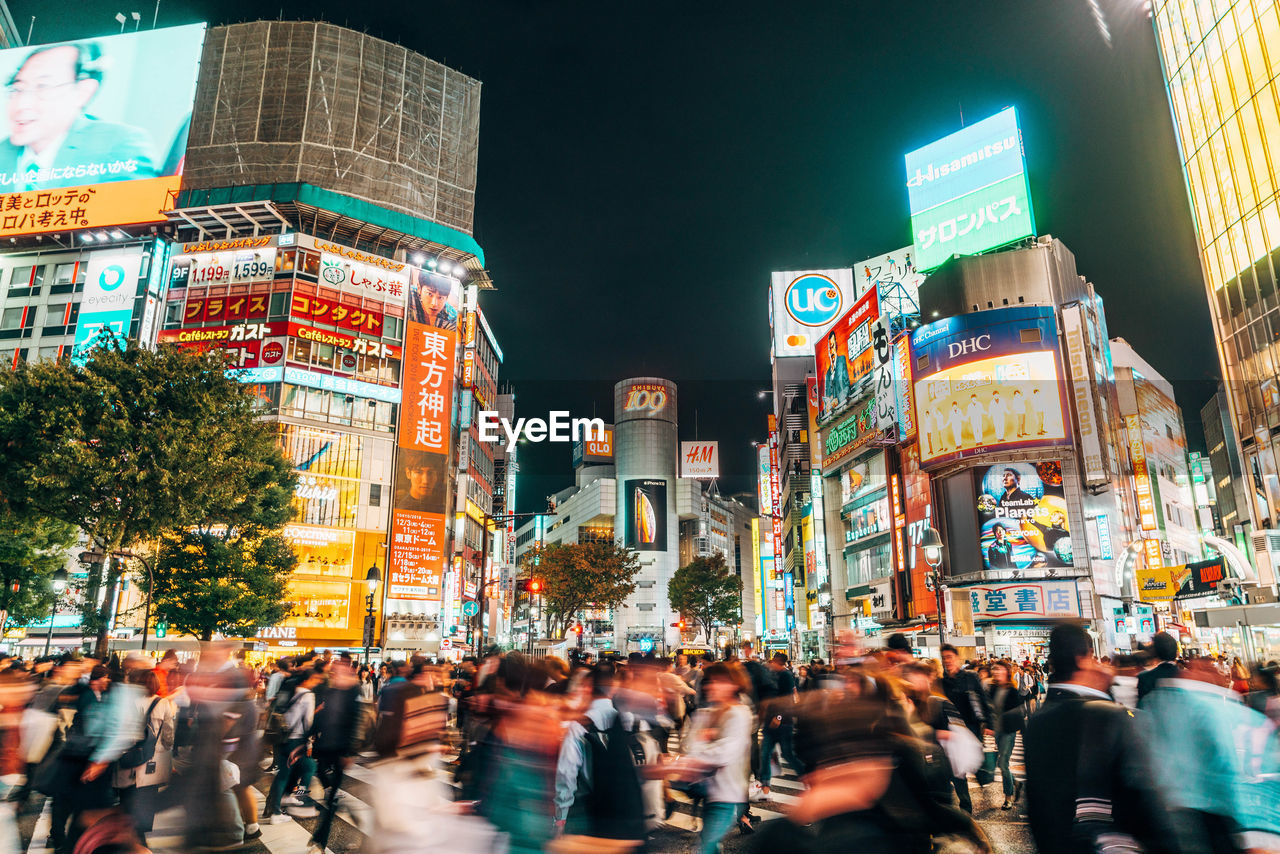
[14,732,1027,854]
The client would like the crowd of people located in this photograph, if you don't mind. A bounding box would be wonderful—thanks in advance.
[0,628,1272,854]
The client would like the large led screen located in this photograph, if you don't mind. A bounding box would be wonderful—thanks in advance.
[815,287,879,424]
[0,24,206,237]
[975,461,1074,571]
[905,107,1035,271]
[911,305,1069,469]
[625,479,667,552]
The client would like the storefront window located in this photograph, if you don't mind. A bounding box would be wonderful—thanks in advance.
[846,538,891,587]
[285,579,351,630]
[284,524,355,579]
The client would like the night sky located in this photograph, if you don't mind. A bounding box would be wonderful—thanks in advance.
[19,0,1221,511]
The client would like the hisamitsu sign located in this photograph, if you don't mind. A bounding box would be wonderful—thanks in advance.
[905,107,1036,271]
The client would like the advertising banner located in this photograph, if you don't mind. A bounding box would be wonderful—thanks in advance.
[905,106,1036,271]
[181,294,269,324]
[770,268,856,358]
[871,318,896,433]
[290,293,385,337]
[573,425,614,466]
[857,248,925,331]
[768,416,782,568]
[975,461,1074,570]
[1061,304,1108,485]
[1182,557,1227,597]
[757,445,773,516]
[389,282,461,601]
[964,580,1081,620]
[0,24,206,237]
[821,396,877,474]
[72,249,143,363]
[625,479,667,551]
[816,287,879,424]
[911,306,1070,469]
[620,381,674,421]
[1126,414,1158,531]
[169,246,276,289]
[894,336,916,440]
[901,444,937,619]
[680,441,720,479]
[319,249,409,305]
[1136,566,1178,602]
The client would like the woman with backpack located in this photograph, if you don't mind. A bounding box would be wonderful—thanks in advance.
[114,667,174,844]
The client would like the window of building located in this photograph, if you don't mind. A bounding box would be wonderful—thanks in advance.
[8,267,32,286]
[163,301,183,327]
[52,263,76,285]
[384,315,403,341]
[37,346,59,361]
[369,483,382,507]
[1,308,24,330]
[269,292,289,318]
[44,303,68,326]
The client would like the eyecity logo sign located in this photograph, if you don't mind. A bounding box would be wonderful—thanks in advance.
[784,273,843,327]
[478,411,607,452]
[98,265,127,291]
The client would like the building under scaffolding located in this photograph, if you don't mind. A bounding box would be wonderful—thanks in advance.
[183,21,481,237]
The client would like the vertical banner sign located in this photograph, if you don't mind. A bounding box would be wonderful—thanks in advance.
[893,336,916,440]
[1062,305,1107,485]
[1144,538,1165,570]
[805,377,829,587]
[73,250,144,364]
[751,518,766,634]
[757,446,773,516]
[389,293,460,600]
[1126,414,1158,531]
[767,414,783,577]
[872,318,896,433]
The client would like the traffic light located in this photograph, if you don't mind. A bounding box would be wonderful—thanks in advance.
[155,622,167,639]
[572,622,583,636]
[529,578,543,594]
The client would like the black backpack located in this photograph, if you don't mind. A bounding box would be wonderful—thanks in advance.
[574,713,646,840]
[118,698,163,770]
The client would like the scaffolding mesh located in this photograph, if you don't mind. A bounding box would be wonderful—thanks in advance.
[184,21,481,235]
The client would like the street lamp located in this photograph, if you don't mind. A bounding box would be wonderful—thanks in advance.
[921,527,946,650]
[363,565,380,665]
[44,569,68,657]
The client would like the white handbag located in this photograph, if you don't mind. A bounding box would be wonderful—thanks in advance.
[942,724,983,778]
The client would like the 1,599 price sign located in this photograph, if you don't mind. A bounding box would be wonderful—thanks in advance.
[170,248,278,288]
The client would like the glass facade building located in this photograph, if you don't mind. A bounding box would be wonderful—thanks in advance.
[1153,1,1280,532]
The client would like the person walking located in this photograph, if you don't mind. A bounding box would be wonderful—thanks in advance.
[938,645,989,813]
[308,657,363,854]
[264,667,321,823]
[113,667,174,844]
[1024,624,1178,854]
[984,661,1025,810]
[1137,632,1181,702]
[751,653,805,799]
[672,662,752,854]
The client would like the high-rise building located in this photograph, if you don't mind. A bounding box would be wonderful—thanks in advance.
[1201,385,1250,538]
[1152,1,1280,582]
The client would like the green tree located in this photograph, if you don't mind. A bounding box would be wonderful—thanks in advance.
[147,529,295,641]
[0,508,78,625]
[0,336,296,655]
[530,541,641,637]
[668,554,742,642]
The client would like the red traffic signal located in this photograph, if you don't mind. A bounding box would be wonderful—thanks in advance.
[572,622,583,635]
[529,578,543,594]
[671,619,686,630]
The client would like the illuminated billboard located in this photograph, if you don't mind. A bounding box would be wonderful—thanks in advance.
[680,441,719,479]
[975,461,1073,571]
[769,268,856,358]
[911,306,1069,469]
[0,24,206,237]
[815,287,879,424]
[388,278,462,602]
[905,107,1035,271]
[72,248,143,363]
[625,479,667,551]
[572,425,614,467]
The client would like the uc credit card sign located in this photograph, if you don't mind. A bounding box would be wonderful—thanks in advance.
[905,107,1035,271]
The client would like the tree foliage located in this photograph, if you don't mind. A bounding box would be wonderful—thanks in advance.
[0,508,78,625]
[529,541,642,637]
[668,554,742,641]
[0,337,296,654]
[148,529,296,642]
